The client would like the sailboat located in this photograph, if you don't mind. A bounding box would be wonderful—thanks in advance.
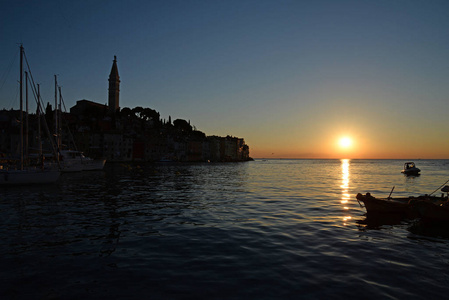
[0,167,60,185]
[0,45,60,185]
[53,78,106,172]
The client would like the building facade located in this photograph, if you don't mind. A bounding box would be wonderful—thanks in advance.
[0,54,252,163]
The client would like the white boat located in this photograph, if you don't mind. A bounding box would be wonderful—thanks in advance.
[401,162,420,175]
[52,78,106,173]
[59,150,106,172]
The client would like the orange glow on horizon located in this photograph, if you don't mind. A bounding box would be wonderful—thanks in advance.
[248,130,449,159]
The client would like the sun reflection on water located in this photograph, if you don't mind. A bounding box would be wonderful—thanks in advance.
[341,159,351,225]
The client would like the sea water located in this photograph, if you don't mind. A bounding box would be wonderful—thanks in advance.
[1,159,449,299]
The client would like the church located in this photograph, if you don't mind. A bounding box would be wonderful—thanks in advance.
[70,56,120,116]
[108,56,120,113]
[65,55,251,162]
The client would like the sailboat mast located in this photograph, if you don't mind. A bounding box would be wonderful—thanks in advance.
[19,45,24,170]
[37,84,42,156]
[25,71,29,164]
[54,75,59,161]
[58,86,62,150]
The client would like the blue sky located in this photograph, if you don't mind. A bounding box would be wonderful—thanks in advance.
[2,0,449,158]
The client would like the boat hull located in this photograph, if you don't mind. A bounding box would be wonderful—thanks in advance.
[59,150,106,172]
[61,159,106,172]
[356,193,446,219]
[401,168,420,175]
[410,200,449,223]
[356,193,411,214]
[0,169,60,185]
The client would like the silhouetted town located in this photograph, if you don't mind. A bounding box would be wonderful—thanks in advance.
[0,56,251,163]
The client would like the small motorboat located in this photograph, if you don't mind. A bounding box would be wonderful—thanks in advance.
[401,162,420,175]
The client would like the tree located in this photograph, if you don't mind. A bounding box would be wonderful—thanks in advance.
[45,102,53,127]
[132,106,144,119]
[45,102,53,115]
[120,107,132,119]
[173,119,192,132]
[191,130,206,140]
[141,108,160,122]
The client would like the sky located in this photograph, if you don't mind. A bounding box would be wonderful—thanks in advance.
[1,0,449,159]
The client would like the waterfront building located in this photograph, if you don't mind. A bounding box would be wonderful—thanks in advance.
[103,132,132,161]
[223,136,239,161]
[70,100,107,118]
[62,55,251,162]
[207,136,222,162]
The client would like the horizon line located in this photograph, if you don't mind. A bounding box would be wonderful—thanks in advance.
[253,157,449,160]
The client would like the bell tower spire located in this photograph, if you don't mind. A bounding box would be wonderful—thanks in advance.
[108,55,120,114]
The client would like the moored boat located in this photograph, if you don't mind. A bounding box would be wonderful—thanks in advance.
[410,200,449,223]
[401,162,420,175]
[51,77,106,173]
[356,192,446,218]
[59,150,106,172]
[409,186,449,223]
[356,192,413,215]
[0,168,60,185]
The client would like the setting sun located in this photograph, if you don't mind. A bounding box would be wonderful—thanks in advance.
[338,137,353,149]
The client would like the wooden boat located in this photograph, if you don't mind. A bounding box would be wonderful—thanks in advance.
[356,192,446,218]
[410,200,449,222]
[401,162,420,175]
[356,193,412,215]
[409,186,449,222]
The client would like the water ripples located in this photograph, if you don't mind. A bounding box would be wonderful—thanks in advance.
[2,159,449,299]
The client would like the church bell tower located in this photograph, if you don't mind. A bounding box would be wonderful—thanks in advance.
[108,56,120,114]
